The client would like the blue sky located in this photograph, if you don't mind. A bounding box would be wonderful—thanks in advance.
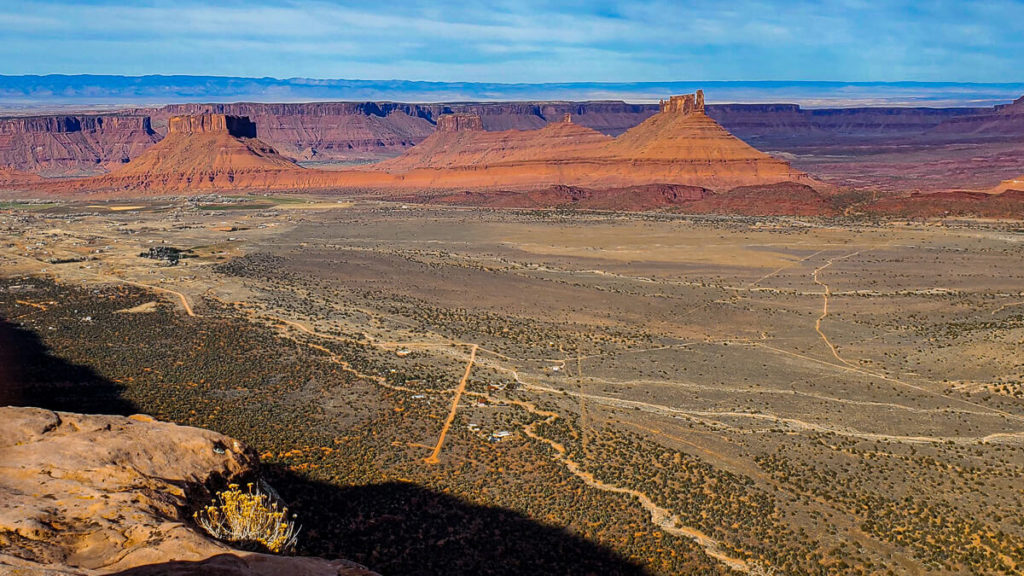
[2,0,1023,82]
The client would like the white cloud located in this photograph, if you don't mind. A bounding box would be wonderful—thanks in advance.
[1,0,1023,81]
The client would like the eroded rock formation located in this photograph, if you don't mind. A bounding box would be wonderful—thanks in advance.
[436,113,484,133]
[19,93,822,197]
[371,91,817,192]
[659,90,705,114]
[0,406,378,576]
[994,175,1024,194]
[82,115,301,192]
[8,93,1024,195]
[0,115,159,176]
[168,114,257,138]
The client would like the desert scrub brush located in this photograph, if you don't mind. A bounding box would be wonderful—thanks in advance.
[194,482,300,553]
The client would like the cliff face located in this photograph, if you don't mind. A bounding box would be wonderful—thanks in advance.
[436,113,484,133]
[138,101,658,162]
[168,114,257,137]
[377,112,612,172]
[706,105,979,142]
[7,96,1024,189]
[0,406,378,576]
[370,93,816,193]
[926,95,1024,137]
[77,115,302,192]
[0,115,158,176]
[38,96,817,197]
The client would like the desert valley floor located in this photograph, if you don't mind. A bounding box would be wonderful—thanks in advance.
[2,197,1024,575]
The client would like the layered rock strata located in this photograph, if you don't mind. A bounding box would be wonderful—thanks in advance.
[0,115,158,176]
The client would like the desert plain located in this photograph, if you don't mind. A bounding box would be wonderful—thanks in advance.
[3,195,1023,575]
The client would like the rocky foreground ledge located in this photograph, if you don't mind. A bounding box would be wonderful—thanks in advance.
[0,407,378,576]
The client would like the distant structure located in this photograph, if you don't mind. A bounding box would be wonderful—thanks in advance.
[659,90,705,115]
[167,114,257,138]
[562,113,573,124]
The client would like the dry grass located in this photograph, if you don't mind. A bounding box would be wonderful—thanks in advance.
[194,483,300,553]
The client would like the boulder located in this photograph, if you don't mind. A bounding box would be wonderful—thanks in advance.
[0,407,377,576]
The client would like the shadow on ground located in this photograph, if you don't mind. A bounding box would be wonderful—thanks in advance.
[108,467,650,576]
[0,318,137,414]
[261,466,651,576]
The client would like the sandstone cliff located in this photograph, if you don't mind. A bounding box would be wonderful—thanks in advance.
[0,115,159,176]
[7,96,1024,194]
[376,112,612,172]
[87,114,302,192]
[138,101,655,161]
[436,113,485,133]
[371,93,817,192]
[0,406,378,576]
[926,94,1024,137]
[25,95,823,197]
[167,114,257,138]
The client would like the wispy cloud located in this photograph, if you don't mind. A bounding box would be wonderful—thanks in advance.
[2,0,1023,81]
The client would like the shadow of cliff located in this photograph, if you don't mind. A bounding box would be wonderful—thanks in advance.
[0,318,137,414]
[107,553,373,576]
[108,468,651,576]
[259,466,651,576]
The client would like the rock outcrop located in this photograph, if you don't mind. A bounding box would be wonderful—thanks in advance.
[598,92,813,189]
[8,95,1024,195]
[436,113,484,133]
[141,101,654,154]
[375,113,612,172]
[0,406,378,576]
[0,115,159,176]
[994,175,1024,194]
[24,93,822,197]
[659,90,704,114]
[864,189,1024,218]
[682,183,837,216]
[167,114,257,138]
[372,92,817,192]
[82,115,302,192]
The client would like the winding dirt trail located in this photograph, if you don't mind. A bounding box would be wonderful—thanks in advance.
[6,252,198,316]
[802,251,1023,422]
[525,382,1024,445]
[121,279,195,317]
[503,388,751,572]
[812,252,860,368]
[424,344,478,465]
[991,300,1024,316]
[562,458,750,572]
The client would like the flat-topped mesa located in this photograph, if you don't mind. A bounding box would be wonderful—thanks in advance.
[659,90,705,115]
[436,113,484,133]
[0,115,153,135]
[167,114,257,138]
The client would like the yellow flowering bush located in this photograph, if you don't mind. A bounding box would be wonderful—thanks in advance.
[193,483,300,553]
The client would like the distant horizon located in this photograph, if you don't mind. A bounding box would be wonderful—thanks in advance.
[11,74,1024,85]
[3,75,1024,110]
